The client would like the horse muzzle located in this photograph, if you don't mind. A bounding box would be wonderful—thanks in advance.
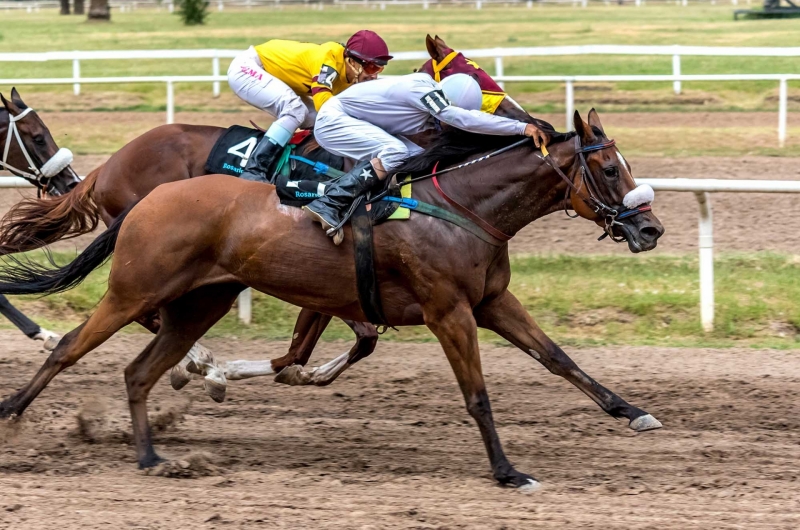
[614,211,664,253]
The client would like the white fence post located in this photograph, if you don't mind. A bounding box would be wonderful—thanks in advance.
[565,78,574,131]
[779,77,788,148]
[72,57,81,96]
[238,289,252,324]
[695,191,714,332]
[494,56,504,90]
[166,80,175,124]
[672,52,681,95]
[212,54,221,98]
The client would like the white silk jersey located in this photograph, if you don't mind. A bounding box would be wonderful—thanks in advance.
[331,73,528,137]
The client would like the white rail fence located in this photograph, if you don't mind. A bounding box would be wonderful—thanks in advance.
[5,45,800,96]
[1,175,798,331]
[1,72,795,145]
[2,45,798,142]
[0,0,760,11]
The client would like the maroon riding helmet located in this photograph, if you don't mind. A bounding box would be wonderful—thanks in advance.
[345,30,393,75]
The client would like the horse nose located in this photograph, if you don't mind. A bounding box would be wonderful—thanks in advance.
[639,218,665,246]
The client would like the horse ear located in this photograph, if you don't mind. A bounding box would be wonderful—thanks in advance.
[573,110,595,143]
[10,87,23,106]
[587,108,605,136]
[425,35,438,60]
[1,92,19,114]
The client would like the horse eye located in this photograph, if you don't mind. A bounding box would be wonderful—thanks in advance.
[33,135,46,145]
[603,167,618,179]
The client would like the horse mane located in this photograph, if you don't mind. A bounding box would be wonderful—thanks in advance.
[395,116,577,175]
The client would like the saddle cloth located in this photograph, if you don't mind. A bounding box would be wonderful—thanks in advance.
[204,125,409,222]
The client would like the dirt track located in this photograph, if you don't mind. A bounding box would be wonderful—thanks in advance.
[1,331,798,528]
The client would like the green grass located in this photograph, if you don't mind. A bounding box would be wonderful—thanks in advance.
[5,251,799,349]
[3,6,800,114]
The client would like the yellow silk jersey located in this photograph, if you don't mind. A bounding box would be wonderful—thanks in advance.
[254,40,351,111]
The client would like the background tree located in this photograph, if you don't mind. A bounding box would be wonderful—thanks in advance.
[177,0,209,25]
[74,0,85,15]
[60,0,70,15]
[88,0,110,20]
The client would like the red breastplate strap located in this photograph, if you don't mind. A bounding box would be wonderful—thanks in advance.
[431,162,512,243]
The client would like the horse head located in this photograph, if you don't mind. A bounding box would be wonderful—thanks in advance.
[418,35,527,119]
[563,109,664,253]
[0,88,81,196]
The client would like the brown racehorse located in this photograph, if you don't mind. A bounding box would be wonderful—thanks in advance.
[0,88,81,348]
[0,110,664,488]
[0,35,530,399]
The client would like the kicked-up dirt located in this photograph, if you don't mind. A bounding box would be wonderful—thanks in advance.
[0,331,798,528]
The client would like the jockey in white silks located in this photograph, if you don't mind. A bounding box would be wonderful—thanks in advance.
[227,30,392,182]
[303,72,549,244]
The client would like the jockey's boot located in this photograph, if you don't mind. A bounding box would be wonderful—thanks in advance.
[303,159,379,246]
[239,137,283,183]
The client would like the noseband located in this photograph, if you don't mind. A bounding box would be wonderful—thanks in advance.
[541,136,652,242]
[1,106,74,195]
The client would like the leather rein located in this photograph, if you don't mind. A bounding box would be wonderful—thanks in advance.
[373,135,651,245]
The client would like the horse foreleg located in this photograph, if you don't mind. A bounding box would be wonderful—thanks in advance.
[0,294,60,350]
[474,289,661,432]
[426,301,539,489]
[273,317,378,387]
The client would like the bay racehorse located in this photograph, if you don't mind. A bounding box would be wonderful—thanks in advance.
[0,35,528,400]
[0,110,664,488]
[0,88,81,349]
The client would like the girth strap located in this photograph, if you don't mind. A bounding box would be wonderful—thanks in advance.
[351,200,391,326]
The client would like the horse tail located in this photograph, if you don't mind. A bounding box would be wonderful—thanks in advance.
[0,166,102,255]
[0,204,132,296]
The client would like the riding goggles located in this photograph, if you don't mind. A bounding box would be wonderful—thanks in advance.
[347,52,387,75]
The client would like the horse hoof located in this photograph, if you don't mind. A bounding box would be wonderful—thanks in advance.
[274,365,309,386]
[203,371,227,403]
[32,328,61,351]
[629,414,663,432]
[169,363,193,391]
[498,471,540,492]
[517,478,542,494]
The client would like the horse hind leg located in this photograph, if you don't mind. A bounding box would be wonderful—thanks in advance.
[132,310,227,403]
[274,319,378,387]
[124,283,242,468]
[0,293,140,419]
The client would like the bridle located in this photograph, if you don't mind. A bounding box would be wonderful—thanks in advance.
[1,106,74,195]
[540,136,652,242]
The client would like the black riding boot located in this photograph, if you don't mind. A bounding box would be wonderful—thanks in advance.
[303,160,380,245]
[239,137,284,183]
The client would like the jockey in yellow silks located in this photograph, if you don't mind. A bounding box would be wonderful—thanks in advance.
[228,30,393,182]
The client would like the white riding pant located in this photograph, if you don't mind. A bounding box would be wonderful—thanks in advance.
[315,99,422,172]
[227,47,316,132]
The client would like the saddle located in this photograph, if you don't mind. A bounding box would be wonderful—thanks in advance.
[204,125,403,222]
